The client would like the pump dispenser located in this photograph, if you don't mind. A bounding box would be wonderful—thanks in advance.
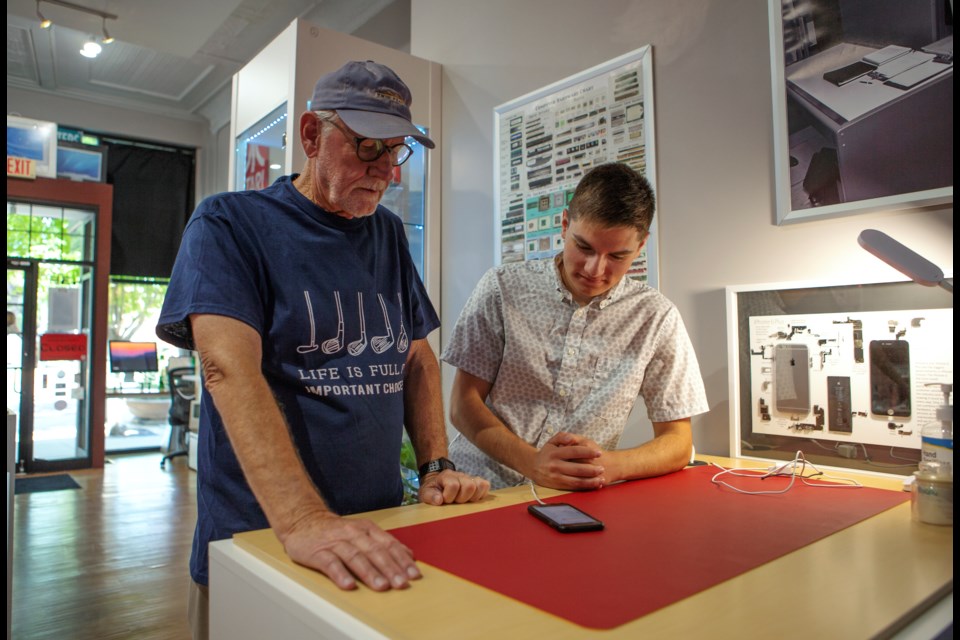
[912,383,953,525]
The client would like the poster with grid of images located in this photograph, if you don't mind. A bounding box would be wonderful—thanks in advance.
[494,47,657,287]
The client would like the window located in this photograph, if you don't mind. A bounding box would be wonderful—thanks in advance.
[107,277,179,392]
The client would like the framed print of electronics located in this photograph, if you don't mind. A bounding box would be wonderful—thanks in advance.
[766,0,952,224]
[747,308,949,446]
[727,276,952,475]
[493,46,659,289]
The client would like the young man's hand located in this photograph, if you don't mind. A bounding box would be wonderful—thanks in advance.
[530,432,605,490]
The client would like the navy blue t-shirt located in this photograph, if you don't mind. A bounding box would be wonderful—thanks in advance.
[157,174,439,585]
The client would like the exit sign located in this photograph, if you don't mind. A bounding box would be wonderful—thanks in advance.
[7,156,36,179]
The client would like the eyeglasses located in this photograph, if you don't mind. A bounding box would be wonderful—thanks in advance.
[319,115,413,167]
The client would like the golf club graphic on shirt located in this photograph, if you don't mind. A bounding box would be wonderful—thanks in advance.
[300,290,406,358]
[297,290,320,353]
[396,292,409,353]
[371,294,395,354]
[321,291,344,354]
[347,292,368,356]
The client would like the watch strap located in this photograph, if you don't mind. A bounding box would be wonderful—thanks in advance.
[418,457,456,481]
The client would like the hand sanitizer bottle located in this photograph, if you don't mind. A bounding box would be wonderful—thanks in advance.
[921,383,953,477]
[911,383,953,525]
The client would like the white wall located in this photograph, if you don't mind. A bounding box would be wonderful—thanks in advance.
[352,0,411,52]
[411,0,954,455]
[6,86,206,148]
[194,85,234,200]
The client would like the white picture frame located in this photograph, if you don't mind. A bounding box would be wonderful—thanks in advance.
[726,274,953,474]
[768,0,953,225]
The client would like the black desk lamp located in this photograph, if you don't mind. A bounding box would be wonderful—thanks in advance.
[857,229,953,294]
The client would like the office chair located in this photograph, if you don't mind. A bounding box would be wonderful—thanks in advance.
[160,366,196,469]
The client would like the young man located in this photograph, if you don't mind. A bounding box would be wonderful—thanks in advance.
[442,162,709,491]
[157,60,489,639]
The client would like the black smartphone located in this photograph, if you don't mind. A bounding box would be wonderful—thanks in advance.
[774,343,810,414]
[823,60,874,86]
[869,340,911,417]
[528,503,604,533]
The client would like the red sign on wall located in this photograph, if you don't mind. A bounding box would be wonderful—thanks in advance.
[39,333,88,361]
[245,143,269,190]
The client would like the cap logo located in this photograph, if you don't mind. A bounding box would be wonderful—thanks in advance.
[375,88,406,105]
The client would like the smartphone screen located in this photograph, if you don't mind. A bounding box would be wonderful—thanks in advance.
[774,343,810,414]
[528,503,604,533]
[869,340,911,417]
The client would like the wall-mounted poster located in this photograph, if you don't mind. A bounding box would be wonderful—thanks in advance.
[494,47,658,287]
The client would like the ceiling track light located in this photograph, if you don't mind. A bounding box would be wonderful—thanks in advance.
[36,1,52,28]
[36,0,118,42]
[101,17,114,44]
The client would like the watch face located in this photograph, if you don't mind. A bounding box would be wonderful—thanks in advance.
[420,458,455,479]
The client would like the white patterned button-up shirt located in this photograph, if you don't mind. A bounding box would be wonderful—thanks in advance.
[441,256,709,489]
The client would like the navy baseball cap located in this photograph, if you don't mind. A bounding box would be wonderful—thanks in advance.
[308,60,435,149]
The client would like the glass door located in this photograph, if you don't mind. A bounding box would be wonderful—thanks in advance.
[6,260,36,471]
[7,201,97,472]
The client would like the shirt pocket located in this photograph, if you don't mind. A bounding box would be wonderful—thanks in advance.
[591,355,639,421]
[593,355,621,381]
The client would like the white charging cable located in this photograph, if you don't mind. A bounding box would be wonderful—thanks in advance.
[528,479,547,505]
[710,451,862,495]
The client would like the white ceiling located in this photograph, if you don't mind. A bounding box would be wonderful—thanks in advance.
[6,0,398,122]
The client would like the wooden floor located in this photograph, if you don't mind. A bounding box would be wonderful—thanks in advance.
[12,452,197,640]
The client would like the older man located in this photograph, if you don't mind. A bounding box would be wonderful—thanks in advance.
[157,60,488,639]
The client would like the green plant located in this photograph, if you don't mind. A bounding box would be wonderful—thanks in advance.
[399,432,420,505]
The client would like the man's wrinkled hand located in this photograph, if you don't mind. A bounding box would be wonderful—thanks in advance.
[419,470,490,505]
[282,512,421,592]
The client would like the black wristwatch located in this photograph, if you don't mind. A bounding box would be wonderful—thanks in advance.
[418,457,456,482]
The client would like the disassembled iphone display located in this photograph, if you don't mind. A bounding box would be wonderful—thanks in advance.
[773,343,810,414]
[746,308,951,449]
[869,340,911,417]
[528,503,604,533]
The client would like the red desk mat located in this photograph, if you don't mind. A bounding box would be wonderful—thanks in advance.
[390,465,909,630]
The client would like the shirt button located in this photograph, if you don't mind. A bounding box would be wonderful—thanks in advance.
[546,426,555,434]
[567,348,576,356]
[558,389,568,397]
